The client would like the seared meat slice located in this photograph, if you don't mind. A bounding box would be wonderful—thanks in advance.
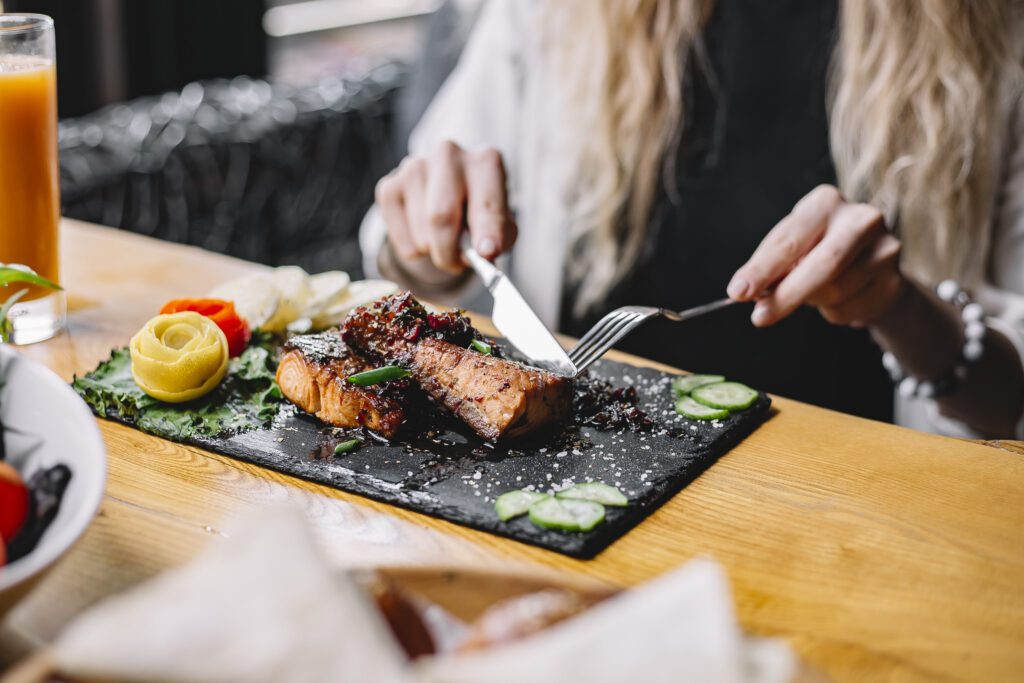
[342,293,571,440]
[407,338,571,440]
[276,330,407,438]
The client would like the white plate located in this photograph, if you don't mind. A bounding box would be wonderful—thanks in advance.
[0,346,106,618]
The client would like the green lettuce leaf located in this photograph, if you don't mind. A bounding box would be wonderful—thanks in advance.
[72,344,284,441]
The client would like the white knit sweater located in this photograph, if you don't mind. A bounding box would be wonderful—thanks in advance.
[362,0,1024,438]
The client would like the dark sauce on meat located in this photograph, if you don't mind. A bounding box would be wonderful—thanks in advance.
[341,292,501,360]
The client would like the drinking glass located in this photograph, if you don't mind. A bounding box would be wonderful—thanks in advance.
[0,14,64,344]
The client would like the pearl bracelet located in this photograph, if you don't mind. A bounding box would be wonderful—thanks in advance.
[882,279,987,399]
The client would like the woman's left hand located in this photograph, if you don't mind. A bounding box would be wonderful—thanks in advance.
[727,184,905,328]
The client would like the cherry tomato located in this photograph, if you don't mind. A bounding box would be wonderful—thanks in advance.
[0,461,29,543]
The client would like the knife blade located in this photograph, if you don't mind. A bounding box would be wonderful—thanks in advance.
[462,246,576,377]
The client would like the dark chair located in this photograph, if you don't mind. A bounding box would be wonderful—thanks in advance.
[58,63,407,279]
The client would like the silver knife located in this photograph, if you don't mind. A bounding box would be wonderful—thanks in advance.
[462,245,577,377]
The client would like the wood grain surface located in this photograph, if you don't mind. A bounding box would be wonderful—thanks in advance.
[3,220,1023,682]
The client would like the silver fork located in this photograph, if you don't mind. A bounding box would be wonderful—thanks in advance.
[568,298,741,375]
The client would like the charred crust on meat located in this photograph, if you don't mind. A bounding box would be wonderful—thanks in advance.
[342,292,572,440]
[341,291,498,360]
[285,293,654,443]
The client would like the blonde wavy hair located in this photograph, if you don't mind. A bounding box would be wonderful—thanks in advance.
[547,0,1023,316]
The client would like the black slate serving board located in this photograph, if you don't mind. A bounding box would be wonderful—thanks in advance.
[154,358,771,559]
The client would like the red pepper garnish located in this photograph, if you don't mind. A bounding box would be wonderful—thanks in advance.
[159,298,252,357]
[404,322,422,342]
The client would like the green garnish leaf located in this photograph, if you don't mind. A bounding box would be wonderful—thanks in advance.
[0,265,62,291]
[0,266,62,342]
[72,344,284,441]
[0,288,29,343]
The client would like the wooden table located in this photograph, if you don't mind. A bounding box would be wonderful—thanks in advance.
[3,220,1023,682]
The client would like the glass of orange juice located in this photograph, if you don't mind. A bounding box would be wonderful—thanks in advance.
[0,14,63,344]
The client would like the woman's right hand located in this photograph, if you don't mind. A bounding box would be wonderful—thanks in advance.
[375,141,518,274]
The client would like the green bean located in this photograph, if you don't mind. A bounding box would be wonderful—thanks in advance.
[468,339,492,355]
[345,365,411,386]
[333,439,362,455]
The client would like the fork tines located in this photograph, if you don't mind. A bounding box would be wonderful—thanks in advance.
[567,307,655,375]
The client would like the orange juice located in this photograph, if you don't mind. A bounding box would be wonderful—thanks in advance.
[0,56,59,300]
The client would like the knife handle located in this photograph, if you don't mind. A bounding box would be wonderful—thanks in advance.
[460,233,502,288]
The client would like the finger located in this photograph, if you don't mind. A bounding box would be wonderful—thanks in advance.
[805,242,874,309]
[807,232,900,308]
[423,142,468,272]
[752,203,884,327]
[397,158,433,258]
[464,148,517,260]
[727,185,842,300]
[375,172,420,260]
[819,269,903,327]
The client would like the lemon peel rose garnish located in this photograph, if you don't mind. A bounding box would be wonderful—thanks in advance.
[130,311,229,403]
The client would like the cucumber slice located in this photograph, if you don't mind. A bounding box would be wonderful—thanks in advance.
[494,490,550,521]
[691,381,758,410]
[528,497,606,532]
[675,395,729,420]
[557,482,628,507]
[671,374,725,396]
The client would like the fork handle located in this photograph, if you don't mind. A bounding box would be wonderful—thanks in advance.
[664,297,741,322]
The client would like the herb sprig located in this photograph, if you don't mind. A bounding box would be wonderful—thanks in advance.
[0,265,62,343]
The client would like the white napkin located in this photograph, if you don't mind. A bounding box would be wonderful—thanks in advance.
[419,559,794,683]
[53,508,795,683]
[54,508,416,683]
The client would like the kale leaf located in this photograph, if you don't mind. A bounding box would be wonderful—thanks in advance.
[72,344,284,441]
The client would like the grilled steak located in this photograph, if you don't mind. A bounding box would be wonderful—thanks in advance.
[342,293,571,440]
[276,330,408,438]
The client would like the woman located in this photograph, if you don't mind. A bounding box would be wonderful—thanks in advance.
[361,0,1024,438]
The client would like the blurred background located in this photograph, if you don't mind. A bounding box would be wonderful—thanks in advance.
[4,0,483,276]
